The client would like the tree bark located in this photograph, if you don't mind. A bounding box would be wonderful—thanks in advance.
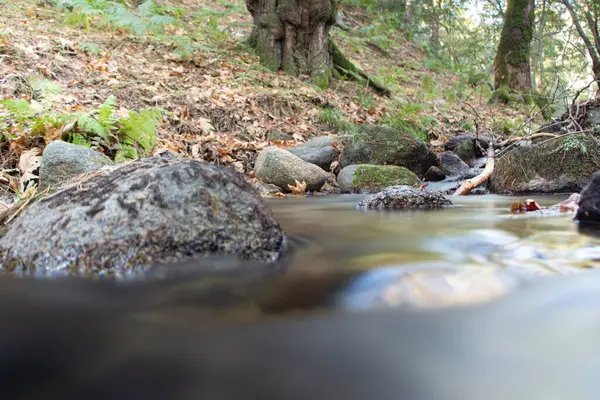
[562,0,600,90]
[493,0,535,93]
[246,0,338,88]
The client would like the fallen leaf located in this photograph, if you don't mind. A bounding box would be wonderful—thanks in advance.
[525,199,541,212]
[287,180,307,194]
[510,200,527,213]
[18,148,42,184]
[274,192,285,198]
[197,117,215,134]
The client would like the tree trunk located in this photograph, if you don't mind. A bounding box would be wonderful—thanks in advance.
[430,1,440,57]
[404,0,414,26]
[246,0,338,88]
[493,0,535,93]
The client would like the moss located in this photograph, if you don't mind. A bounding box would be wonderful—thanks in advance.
[491,134,600,193]
[489,85,517,104]
[352,165,418,189]
[453,140,475,163]
[493,0,534,90]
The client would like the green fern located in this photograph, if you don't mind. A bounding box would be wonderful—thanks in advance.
[28,76,61,100]
[97,96,116,130]
[69,133,92,147]
[75,113,109,142]
[115,144,138,162]
[119,108,163,155]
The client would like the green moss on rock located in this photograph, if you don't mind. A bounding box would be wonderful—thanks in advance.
[352,165,418,191]
[489,134,600,194]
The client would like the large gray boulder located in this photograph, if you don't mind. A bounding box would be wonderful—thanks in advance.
[288,136,339,170]
[254,146,328,192]
[338,164,419,194]
[357,185,453,210]
[340,125,437,176]
[489,134,600,194]
[0,158,284,278]
[39,140,112,189]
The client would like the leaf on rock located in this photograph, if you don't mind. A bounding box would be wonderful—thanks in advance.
[287,180,307,194]
[525,199,541,212]
[18,148,42,184]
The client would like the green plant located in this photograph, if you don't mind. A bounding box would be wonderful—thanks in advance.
[318,108,357,133]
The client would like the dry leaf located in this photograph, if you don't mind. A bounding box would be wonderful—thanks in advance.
[18,148,42,184]
[287,180,307,194]
[274,192,285,198]
[197,117,215,134]
[525,199,541,212]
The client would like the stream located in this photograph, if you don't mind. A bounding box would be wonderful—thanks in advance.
[268,193,600,310]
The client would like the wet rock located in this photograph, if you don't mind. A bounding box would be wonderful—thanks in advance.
[489,134,600,194]
[576,172,600,223]
[340,125,437,176]
[0,158,284,278]
[357,185,452,209]
[444,134,490,164]
[338,165,419,194]
[288,136,338,170]
[39,140,112,189]
[255,147,328,192]
[321,173,340,194]
[254,181,283,196]
[438,151,471,177]
[423,166,446,182]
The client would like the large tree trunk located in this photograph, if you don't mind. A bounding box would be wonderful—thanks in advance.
[493,0,535,93]
[246,0,338,88]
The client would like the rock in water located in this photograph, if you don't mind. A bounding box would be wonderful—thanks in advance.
[357,185,452,210]
[39,140,113,189]
[423,166,446,182]
[438,151,471,177]
[0,158,284,278]
[338,164,419,193]
[489,134,600,194]
[340,125,437,176]
[576,171,600,223]
[254,146,328,192]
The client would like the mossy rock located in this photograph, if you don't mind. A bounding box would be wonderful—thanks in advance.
[453,140,476,165]
[340,125,437,176]
[337,164,419,193]
[489,134,600,194]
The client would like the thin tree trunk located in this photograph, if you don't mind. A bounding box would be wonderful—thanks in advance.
[405,0,414,26]
[430,1,440,57]
[493,0,536,93]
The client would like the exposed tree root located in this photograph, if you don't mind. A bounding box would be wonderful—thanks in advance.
[453,148,495,196]
[329,40,392,96]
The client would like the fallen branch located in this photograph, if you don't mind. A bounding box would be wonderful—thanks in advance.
[453,148,495,196]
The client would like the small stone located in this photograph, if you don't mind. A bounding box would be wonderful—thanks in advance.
[39,140,113,189]
[423,166,446,182]
[357,185,452,210]
[438,151,471,177]
[254,146,328,192]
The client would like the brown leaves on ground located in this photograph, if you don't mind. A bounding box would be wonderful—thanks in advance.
[18,148,42,184]
[287,180,307,194]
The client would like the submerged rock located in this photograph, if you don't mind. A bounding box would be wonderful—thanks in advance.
[340,125,437,176]
[444,134,489,164]
[423,166,446,182]
[576,172,600,223]
[39,140,112,189]
[338,164,419,193]
[489,134,600,194]
[357,185,452,210]
[288,136,339,170]
[438,151,471,177]
[254,146,328,192]
[0,158,284,278]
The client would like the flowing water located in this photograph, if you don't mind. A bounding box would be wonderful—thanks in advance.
[267,194,600,310]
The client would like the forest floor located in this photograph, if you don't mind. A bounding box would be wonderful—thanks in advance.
[0,0,545,194]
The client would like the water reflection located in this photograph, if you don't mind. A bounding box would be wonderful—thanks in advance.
[268,194,599,309]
